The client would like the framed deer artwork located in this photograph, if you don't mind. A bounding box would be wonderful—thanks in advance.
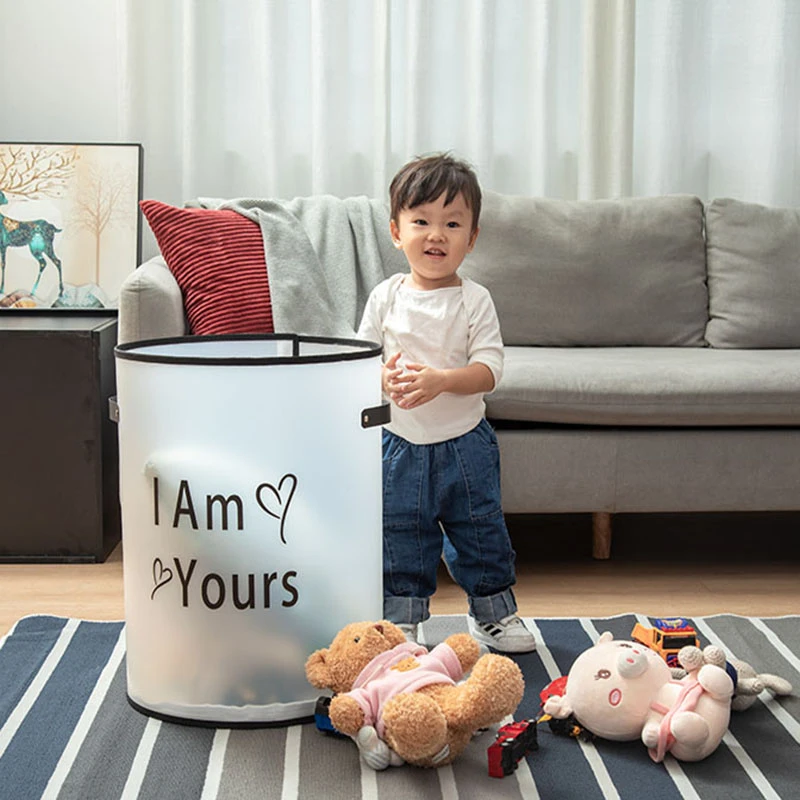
[0,142,143,310]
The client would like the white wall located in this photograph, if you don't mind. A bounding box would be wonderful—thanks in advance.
[1,0,123,143]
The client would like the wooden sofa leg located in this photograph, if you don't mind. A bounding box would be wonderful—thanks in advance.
[592,512,612,560]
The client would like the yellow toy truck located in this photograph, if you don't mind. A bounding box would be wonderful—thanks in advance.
[631,617,700,667]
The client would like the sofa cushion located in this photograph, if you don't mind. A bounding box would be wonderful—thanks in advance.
[487,346,800,426]
[705,198,800,348]
[461,192,708,347]
[140,200,273,336]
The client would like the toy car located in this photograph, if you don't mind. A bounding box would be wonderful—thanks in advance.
[537,677,594,741]
[631,617,700,667]
[314,695,345,737]
[487,718,538,778]
[539,675,567,706]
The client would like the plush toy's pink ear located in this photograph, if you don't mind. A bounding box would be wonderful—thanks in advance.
[543,694,573,719]
[597,631,614,645]
[305,648,330,688]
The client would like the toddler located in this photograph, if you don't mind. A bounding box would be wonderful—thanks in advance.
[357,153,535,654]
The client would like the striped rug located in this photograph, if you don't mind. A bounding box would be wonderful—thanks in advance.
[1,613,797,800]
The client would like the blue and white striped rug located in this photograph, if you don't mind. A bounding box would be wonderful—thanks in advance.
[1,613,798,800]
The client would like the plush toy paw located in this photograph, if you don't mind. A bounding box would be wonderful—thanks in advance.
[739,675,766,697]
[642,723,660,749]
[328,694,368,737]
[442,633,481,674]
[382,692,450,763]
[677,646,705,673]
[671,711,710,747]
[442,653,524,730]
[702,645,726,669]
[697,664,734,700]
[356,726,404,770]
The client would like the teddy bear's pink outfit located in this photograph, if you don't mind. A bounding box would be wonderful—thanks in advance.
[346,642,464,737]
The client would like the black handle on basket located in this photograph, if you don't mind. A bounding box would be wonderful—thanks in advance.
[109,396,119,423]
[360,403,390,429]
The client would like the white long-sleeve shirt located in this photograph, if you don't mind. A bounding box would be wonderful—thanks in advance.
[357,273,504,444]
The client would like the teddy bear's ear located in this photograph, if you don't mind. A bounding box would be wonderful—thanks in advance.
[305,648,331,688]
[379,620,407,648]
[543,694,573,719]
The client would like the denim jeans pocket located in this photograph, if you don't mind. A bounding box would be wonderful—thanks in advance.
[472,418,500,451]
[382,429,407,465]
[447,429,501,523]
[383,433,420,532]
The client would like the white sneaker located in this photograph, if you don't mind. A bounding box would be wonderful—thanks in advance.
[468,615,537,653]
[397,623,418,644]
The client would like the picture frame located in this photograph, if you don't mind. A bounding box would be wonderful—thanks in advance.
[0,142,143,311]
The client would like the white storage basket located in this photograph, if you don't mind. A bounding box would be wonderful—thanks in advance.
[114,335,386,724]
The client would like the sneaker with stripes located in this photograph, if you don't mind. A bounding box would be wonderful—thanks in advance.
[467,614,537,653]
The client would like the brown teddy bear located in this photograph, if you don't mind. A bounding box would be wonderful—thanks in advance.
[305,620,525,768]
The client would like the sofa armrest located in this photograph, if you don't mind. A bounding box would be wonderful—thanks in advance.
[117,256,188,344]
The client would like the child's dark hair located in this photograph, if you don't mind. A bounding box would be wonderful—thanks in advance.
[389,153,481,234]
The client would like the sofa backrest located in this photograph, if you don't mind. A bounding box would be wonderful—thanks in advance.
[461,191,708,347]
[705,198,800,348]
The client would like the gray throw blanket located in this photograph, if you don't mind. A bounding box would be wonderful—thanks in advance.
[198,195,407,337]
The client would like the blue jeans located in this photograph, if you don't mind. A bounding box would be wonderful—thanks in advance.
[382,419,518,625]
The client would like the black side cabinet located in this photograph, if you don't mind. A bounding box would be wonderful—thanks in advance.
[0,313,121,561]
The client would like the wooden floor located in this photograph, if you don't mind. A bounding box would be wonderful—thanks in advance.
[1,542,798,639]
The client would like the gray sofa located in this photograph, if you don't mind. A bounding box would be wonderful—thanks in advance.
[119,192,800,558]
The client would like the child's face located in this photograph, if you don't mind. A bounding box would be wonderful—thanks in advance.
[390,191,479,290]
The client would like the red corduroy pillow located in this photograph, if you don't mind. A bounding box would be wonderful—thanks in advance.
[140,200,274,335]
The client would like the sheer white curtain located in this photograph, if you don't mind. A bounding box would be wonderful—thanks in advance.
[633,0,800,202]
[1,0,798,257]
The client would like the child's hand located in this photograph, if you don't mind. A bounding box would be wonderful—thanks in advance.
[390,362,446,409]
[382,352,403,397]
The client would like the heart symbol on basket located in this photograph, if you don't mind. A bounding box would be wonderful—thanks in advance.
[151,557,173,600]
[256,473,298,545]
